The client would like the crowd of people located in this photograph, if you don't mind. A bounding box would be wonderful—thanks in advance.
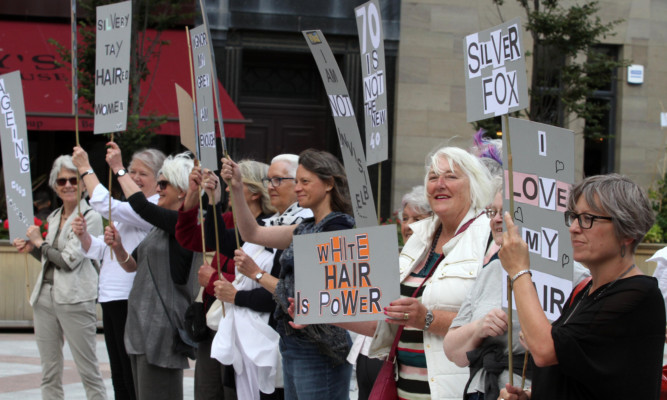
[11,135,666,400]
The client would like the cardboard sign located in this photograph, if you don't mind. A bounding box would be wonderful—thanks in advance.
[189,25,218,171]
[175,83,197,155]
[501,117,575,321]
[94,1,132,134]
[0,71,35,240]
[302,30,378,228]
[355,0,389,166]
[293,225,400,324]
[464,18,529,122]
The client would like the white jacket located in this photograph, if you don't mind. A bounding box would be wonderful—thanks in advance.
[369,209,490,399]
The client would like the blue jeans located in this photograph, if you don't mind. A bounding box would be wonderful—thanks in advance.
[279,334,352,400]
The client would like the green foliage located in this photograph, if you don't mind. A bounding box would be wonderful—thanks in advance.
[49,0,193,163]
[488,0,627,138]
[648,173,667,243]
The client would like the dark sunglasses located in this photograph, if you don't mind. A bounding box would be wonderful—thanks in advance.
[157,180,170,190]
[56,177,78,186]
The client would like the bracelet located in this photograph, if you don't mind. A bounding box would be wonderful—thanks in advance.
[511,269,532,285]
[118,252,131,264]
[80,169,94,178]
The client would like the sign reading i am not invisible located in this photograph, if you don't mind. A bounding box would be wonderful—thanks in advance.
[464,17,529,123]
[501,117,575,321]
[355,0,388,166]
[0,71,35,240]
[302,29,377,227]
[189,25,218,171]
[94,0,131,134]
[293,225,400,324]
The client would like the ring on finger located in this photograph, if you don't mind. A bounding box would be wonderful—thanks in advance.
[403,312,409,320]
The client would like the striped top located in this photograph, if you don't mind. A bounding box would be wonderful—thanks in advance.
[396,250,439,399]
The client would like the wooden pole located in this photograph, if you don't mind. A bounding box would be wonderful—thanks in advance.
[71,0,81,216]
[504,113,515,386]
[108,132,115,259]
[376,162,382,224]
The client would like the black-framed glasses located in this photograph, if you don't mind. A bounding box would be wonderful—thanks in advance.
[157,180,170,190]
[564,211,613,229]
[484,208,502,219]
[56,177,77,187]
[262,177,294,188]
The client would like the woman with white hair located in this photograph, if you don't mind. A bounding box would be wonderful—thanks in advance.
[337,146,493,399]
[13,155,106,399]
[102,144,199,400]
[399,185,433,244]
[72,144,165,400]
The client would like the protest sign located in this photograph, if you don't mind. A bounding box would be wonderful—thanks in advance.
[94,1,132,134]
[501,117,575,321]
[175,83,197,155]
[293,224,400,324]
[0,71,35,240]
[189,25,217,171]
[355,0,388,166]
[464,17,529,123]
[302,30,378,228]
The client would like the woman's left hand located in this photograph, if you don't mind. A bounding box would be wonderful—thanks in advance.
[287,297,307,330]
[498,212,530,277]
[384,297,428,329]
[105,142,124,174]
[25,225,44,247]
[213,279,237,303]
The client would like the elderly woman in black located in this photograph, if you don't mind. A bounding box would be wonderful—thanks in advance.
[498,174,665,400]
[103,144,199,400]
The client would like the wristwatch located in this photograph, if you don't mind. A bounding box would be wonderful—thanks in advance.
[80,169,94,178]
[423,309,434,331]
[254,272,264,282]
[115,168,127,178]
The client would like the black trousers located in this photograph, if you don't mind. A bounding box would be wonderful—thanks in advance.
[102,300,136,400]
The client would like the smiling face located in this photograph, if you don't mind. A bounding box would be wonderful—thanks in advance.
[267,161,297,214]
[294,165,331,211]
[156,174,184,211]
[426,157,471,224]
[55,168,79,206]
[489,192,504,245]
[129,159,158,198]
[568,195,619,268]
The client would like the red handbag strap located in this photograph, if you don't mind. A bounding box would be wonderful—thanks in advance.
[569,276,592,306]
[388,253,445,360]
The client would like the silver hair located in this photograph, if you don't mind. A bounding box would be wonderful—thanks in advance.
[270,154,299,177]
[238,160,275,215]
[481,157,503,178]
[567,173,654,252]
[424,146,494,211]
[399,185,432,219]
[491,174,504,197]
[49,155,78,190]
[157,152,194,192]
[131,148,166,179]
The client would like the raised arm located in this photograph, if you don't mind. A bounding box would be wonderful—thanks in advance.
[72,145,103,198]
[106,141,142,199]
[499,212,556,367]
[220,157,295,250]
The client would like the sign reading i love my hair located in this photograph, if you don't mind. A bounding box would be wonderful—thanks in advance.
[501,117,575,321]
[0,71,35,240]
[293,224,400,324]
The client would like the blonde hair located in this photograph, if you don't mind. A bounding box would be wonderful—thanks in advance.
[238,160,275,215]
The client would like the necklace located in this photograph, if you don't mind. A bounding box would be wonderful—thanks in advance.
[563,264,635,324]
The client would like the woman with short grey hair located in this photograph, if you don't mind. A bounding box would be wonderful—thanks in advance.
[14,155,106,399]
[499,173,664,400]
[399,185,432,243]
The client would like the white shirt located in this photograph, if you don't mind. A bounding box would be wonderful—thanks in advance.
[82,184,158,302]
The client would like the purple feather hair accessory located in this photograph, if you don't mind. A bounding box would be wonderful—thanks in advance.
[472,129,503,166]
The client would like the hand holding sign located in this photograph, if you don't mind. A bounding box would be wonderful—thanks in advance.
[499,212,531,278]
[106,142,124,173]
[12,238,33,254]
[383,297,427,329]
[220,157,242,189]
[72,146,93,173]
[202,170,221,204]
[233,248,262,279]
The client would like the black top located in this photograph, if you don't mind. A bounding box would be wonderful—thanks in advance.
[531,275,665,400]
[128,192,193,285]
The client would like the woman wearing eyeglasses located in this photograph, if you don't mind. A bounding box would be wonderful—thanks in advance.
[13,155,107,399]
[102,146,200,400]
[498,174,665,400]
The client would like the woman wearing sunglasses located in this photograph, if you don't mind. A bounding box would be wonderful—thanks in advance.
[102,144,200,400]
[71,144,165,400]
[498,174,665,400]
[12,155,106,399]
